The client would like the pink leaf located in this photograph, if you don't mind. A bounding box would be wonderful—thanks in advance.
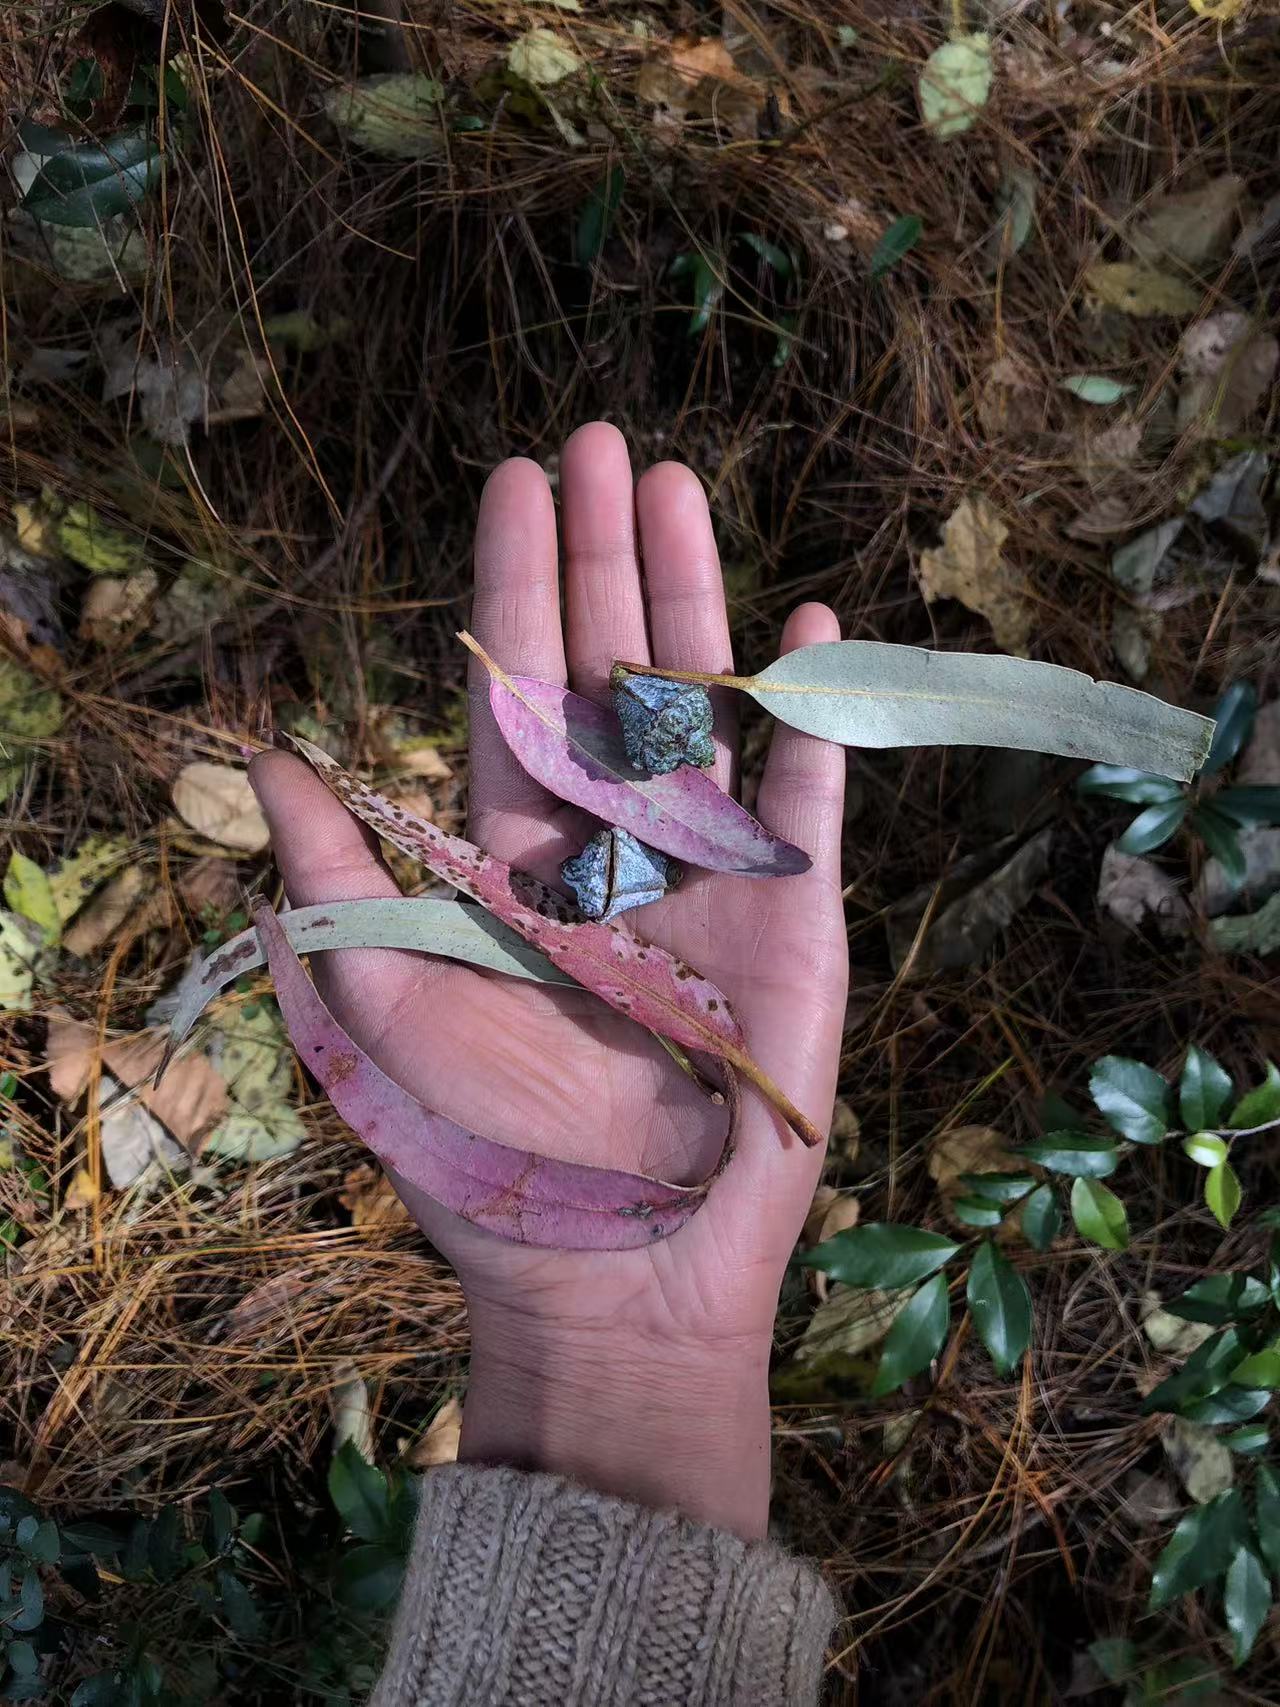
[460,632,810,877]
[290,735,824,1146]
[254,900,727,1249]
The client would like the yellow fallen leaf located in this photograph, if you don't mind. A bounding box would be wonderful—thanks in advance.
[64,1167,99,1210]
[4,851,60,945]
[507,28,582,88]
[407,1397,462,1469]
[47,835,132,924]
[172,763,270,853]
[0,911,44,1012]
[13,500,55,558]
[1084,262,1202,319]
[919,33,992,141]
[917,494,1030,657]
[1189,0,1245,16]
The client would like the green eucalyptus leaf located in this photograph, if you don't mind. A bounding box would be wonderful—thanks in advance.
[966,1240,1032,1375]
[1179,1046,1234,1132]
[1148,1488,1247,1609]
[21,127,162,228]
[869,214,922,278]
[1204,1161,1242,1229]
[1088,1055,1171,1144]
[1070,1176,1129,1249]
[1015,1134,1119,1177]
[871,1272,950,1396]
[1228,1063,1280,1129]
[1117,797,1187,855]
[797,1224,960,1289]
[1203,681,1256,775]
[1019,1184,1060,1251]
[1077,765,1184,805]
[1223,1543,1269,1666]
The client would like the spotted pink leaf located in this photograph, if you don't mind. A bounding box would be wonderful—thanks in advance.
[290,735,823,1146]
[459,631,810,877]
[254,900,727,1248]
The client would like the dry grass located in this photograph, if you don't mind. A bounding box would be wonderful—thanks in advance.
[3,0,1280,1699]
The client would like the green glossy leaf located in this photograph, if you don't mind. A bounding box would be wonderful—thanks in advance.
[1089,1056,1171,1144]
[739,645,1211,780]
[1117,797,1188,855]
[872,1272,950,1396]
[1183,1131,1228,1167]
[1203,681,1256,775]
[207,1489,235,1556]
[18,1517,58,1564]
[1016,1133,1119,1176]
[1231,1345,1280,1388]
[333,1542,405,1612]
[1180,1387,1270,1426]
[7,1639,38,1676]
[1228,1063,1280,1129]
[147,1505,182,1582]
[328,1440,390,1543]
[1222,1424,1268,1452]
[1224,1543,1269,1666]
[574,164,624,266]
[957,1172,1037,1204]
[738,231,793,277]
[1205,1161,1242,1229]
[688,254,722,336]
[72,1672,122,1706]
[21,127,162,228]
[1179,1046,1234,1132]
[1193,805,1247,889]
[217,1568,262,1640]
[1077,765,1184,805]
[1070,1177,1129,1249]
[951,1195,1004,1228]
[1019,1184,1060,1251]
[1166,1274,1269,1325]
[60,1520,123,1558]
[1088,1636,1138,1682]
[1144,1329,1246,1414]
[11,1567,43,1631]
[1060,374,1133,404]
[1256,1464,1280,1577]
[1213,785,1280,828]
[797,1223,960,1289]
[966,1240,1032,1375]
[869,214,922,278]
[1148,1488,1247,1608]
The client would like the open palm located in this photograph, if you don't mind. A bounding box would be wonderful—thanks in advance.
[250,424,846,1372]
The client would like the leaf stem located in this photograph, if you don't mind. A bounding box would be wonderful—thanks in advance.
[612,658,756,692]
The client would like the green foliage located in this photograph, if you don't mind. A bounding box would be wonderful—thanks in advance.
[1223,1544,1270,1667]
[1179,1046,1233,1131]
[869,214,922,278]
[1149,1488,1247,1608]
[574,165,624,265]
[1167,1273,1270,1324]
[871,1273,950,1395]
[1070,1176,1129,1249]
[329,1441,392,1544]
[966,1241,1032,1375]
[21,128,164,229]
[1019,1184,1060,1251]
[1204,1160,1242,1228]
[797,1223,960,1288]
[1229,1063,1280,1129]
[1088,1056,1171,1144]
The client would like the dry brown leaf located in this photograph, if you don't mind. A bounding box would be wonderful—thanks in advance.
[793,1286,909,1365]
[1066,493,1143,541]
[829,1096,860,1159]
[1084,263,1202,319]
[976,355,1047,440]
[407,1397,462,1469]
[98,1073,188,1188]
[339,1163,414,1231]
[222,1270,307,1341]
[330,1360,374,1462]
[79,569,158,645]
[172,763,269,853]
[1126,176,1245,271]
[46,1011,228,1148]
[206,347,274,426]
[178,858,243,916]
[1176,311,1279,438]
[1098,844,1190,937]
[63,865,153,958]
[804,1192,861,1301]
[917,495,1030,656]
[1140,1292,1214,1357]
[637,35,736,107]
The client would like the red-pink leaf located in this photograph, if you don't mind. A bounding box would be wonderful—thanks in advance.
[254,899,725,1248]
[460,632,809,877]
[290,736,824,1146]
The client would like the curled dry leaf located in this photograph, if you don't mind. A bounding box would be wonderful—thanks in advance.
[916,494,1030,657]
[887,829,1053,976]
[929,1124,1030,1239]
[46,1010,228,1149]
[97,1073,188,1189]
[1126,176,1245,271]
[1176,312,1279,438]
[80,568,158,645]
[330,1361,374,1462]
[507,29,583,88]
[255,898,732,1248]
[290,736,823,1146]
[172,763,270,853]
[1084,263,1202,319]
[801,1189,861,1300]
[339,1163,413,1231]
[1098,844,1189,937]
[63,865,152,958]
[462,633,808,875]
[407,1398,462,1469]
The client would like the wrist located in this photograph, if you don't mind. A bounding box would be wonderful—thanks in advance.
[457,1300,774,1539]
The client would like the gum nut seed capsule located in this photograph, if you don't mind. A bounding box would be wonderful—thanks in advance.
[561,828,679,922]
[611,672,715,775]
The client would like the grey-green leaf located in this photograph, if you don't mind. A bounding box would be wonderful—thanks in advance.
[1223,1543,1270,1666]
[797,1223,960,1289]
[1116,797,1187,855]
[1061,375,1133,405]
[1088,1055,1171,1144]
[966,1240,1032,1375]
[1148,1488,1246,1609]
[22,128,162,228]
[1179,1045,1234,1132]
[1257,1464,1280,1577]
[741,642,1213,781]
[871,1272,950,1396]
[165,897,575,1053]
[1070,1176,1129,1249]
[1077,765,1184,805]
[1019,1184,1060,1250]
[1015,1133,1120,1177]
[1193,804,1247,889]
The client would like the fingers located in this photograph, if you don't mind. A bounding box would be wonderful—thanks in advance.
[754,604,846,879]
[467,459,577,872]
[636,462,736,788]
[561,423,649,702]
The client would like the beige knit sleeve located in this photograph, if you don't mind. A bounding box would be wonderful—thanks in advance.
[370,1465,837,1707]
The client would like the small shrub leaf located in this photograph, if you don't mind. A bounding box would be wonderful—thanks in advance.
[957,1172,1037,1203]
[328,1440,391,1543]
[797,1224,960,1289]
[1116,798,1188,855]
[872,1273,950,1396]
[1077,765,1183,804]
[1180,1387,1271,1426]
[1165,1273,1269,1325]
[1203,681,1256,775]
[1230,1345,1280,1388]
[1019,1184,1060,1251]
[1204,1160,1242,1228]
[1256,1464,1280,1577]
[1224,1543,1270,1666]
[1088,1055,1170,1143]
[1222,1424,1268,1453]
[1070,1177,1129,1249]
[1015,1134,1119,1176]
[1179,1045,1234,1131]
[22,127,162,228]
[1193,804,1247,889]
[870,214,922,278]
[1148,1488,1246,1609]
[1183,1131,1229,1167]
[333,1542,405,1612]
[966,1240,1032,1375]
[1228,1062,1280,1129]
[951,1195,1003,1228]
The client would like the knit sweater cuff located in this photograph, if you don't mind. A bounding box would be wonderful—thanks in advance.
[370,1465,837,1707]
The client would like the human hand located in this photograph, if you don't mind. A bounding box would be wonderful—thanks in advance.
[250,423,847,1537]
